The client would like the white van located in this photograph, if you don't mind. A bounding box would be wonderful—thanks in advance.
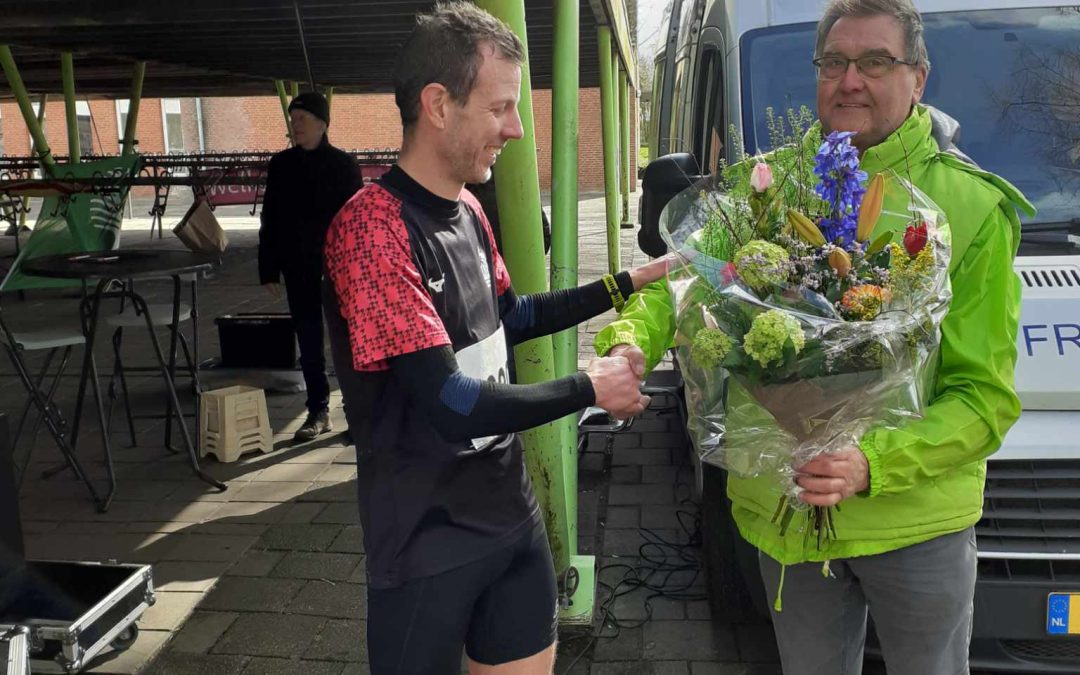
[638,1,1080,671]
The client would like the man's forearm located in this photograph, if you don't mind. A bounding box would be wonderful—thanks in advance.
[594,278,677,372]
[393,345,595,443]
[501,272,634,344]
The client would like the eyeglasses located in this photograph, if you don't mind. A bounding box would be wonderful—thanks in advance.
[812,55,917,80]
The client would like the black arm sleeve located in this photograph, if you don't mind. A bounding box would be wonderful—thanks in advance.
[499,271,635,344]
[391,344,595,443]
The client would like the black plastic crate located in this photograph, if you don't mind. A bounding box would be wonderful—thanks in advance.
[215,313,296,369]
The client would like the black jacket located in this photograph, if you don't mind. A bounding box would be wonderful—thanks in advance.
[258,136,362,284]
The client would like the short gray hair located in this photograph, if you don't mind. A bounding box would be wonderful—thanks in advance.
[394,1,525,130]
[815,0,931,71]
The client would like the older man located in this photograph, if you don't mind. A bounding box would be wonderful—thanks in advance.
[596,0,1034,673]
[259,92,361,442]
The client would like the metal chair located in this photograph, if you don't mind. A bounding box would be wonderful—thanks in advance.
[104,273,199,450]
[0,300,105,508]
[1,316,85,475]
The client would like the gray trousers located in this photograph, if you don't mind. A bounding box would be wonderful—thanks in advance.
[759,527,976,675]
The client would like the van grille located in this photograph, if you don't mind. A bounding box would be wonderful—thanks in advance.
[976,460,1080,581]
[1018,266,1080,288]
[1000,639,1080,663]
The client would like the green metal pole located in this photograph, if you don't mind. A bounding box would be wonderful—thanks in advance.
[0,46,55,173]
[551,0,579,382]
[289,81,299,99]
[324,86,333,111]
[598,27,621,273]
[61,52,80,163]
[275,80,295,146]
[549,0,593,624]
[121,61,145,157]
[474,0,587,621]
[619,68,631,227]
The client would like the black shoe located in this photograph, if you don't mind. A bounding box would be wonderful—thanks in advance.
[294,410,332,442]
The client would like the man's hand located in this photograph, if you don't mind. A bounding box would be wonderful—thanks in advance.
[587,356,651,420]
[795,446,870,507]
[263,283,282,299]
[607,343,646,379]
[628,254,675,291]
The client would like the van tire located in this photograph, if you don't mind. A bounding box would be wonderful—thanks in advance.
[702,463,767,623]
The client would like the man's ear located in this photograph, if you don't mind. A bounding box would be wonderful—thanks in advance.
[911,65,928,104]
[419,83,451,131]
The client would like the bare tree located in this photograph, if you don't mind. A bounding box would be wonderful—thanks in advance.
[994,12,1080,200]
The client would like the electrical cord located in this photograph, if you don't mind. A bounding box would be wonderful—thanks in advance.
[560,432,705,674]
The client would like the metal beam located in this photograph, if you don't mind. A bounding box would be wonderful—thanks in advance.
[551,0,580,381]
[293,0,316,90]
[618,66,631,226]
[275,80,294,146]
[120,61,145,157]
[549,0,595,625]
[598,27,620,274]
[474,0,585,618]
[0,47,55,174]
[588,0,636,89]
[61,52,80,163]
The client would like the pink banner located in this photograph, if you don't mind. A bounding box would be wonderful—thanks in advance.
[195,167,265,207]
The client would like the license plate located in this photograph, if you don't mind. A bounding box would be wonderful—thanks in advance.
[1047,593,1080,635]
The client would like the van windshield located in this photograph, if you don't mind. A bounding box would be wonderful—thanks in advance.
[741,8,1080,227]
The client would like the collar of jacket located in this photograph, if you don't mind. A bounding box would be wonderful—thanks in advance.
[858,104,937,178]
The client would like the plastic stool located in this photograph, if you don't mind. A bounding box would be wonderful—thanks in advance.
[199,385,272,463]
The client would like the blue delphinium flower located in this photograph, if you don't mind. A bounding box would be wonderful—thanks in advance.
[813,131,868,247]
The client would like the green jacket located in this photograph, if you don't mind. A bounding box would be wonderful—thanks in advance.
[596,106,1036,564]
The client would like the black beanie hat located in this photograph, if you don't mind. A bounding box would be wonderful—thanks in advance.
[288,92,330,126]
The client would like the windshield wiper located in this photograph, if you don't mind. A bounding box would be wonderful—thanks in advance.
[1021,233,1080,247]
[1022,218,1080,233]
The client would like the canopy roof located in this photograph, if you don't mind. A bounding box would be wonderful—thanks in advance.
[0,0,636,98]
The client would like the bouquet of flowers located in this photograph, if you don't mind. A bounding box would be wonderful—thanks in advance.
[662,109,952,546]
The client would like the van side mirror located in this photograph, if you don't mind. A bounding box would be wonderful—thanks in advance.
[638,153,703,257]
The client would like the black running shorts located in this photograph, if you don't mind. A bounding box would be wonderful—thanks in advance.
[366,518,559,673]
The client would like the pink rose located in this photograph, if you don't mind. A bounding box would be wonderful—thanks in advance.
[750,162,773,193]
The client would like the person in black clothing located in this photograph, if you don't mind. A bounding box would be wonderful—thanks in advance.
[322,3,669,673]
[259,92,362,442]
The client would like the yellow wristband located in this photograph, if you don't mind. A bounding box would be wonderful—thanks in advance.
[601,274,626,312]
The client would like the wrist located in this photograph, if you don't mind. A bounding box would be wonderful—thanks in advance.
[608,344,633,357]
[601,274,627,312]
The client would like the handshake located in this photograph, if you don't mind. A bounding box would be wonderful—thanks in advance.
[585,344,649,420]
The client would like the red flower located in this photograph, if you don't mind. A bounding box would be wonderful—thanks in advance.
[903,222,928,256]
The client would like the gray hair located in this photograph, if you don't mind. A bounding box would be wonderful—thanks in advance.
[394,1,525,130]
[815,0,931,71]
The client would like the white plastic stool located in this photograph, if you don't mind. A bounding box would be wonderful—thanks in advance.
[199,385,272,463]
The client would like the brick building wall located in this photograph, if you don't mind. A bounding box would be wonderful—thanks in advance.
[1,88,637,191]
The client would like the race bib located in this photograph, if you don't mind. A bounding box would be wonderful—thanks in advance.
[455,326,510,452]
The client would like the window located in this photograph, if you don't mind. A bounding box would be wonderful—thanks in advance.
[692,47,724,174]
[76,101,93,155]
[161,98,183,154]
[648,55,666,160]
[668,57,688,153]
